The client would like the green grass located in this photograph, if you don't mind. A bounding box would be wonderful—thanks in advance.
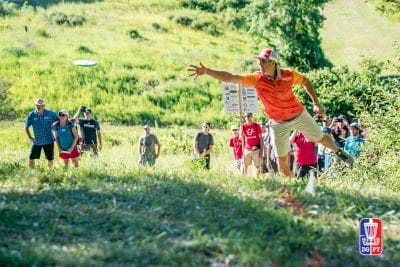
[320,0,400,70]
[1,122,399,266]
[0,0,254,126]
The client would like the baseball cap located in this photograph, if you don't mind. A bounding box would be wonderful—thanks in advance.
[255,48,279,62]
[35,99,45,106]
[350,122,361,131]
[58,110,69,116]
[231,125,238,131]
[84,108,92,113]
[143,125,150,129]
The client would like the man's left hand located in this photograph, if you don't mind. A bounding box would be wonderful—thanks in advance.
[313,103,325,115]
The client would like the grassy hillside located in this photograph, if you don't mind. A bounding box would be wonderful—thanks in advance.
[1,122,399,266]
[320,0,400,69]
[0,0,255,126]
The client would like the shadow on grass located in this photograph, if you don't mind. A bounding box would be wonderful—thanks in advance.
[0,173,398,266]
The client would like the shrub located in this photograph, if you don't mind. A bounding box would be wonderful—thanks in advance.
[0,79,17,120]
[152,23,168,32]
[48,11,86,27]
[77,46,95,54]
[128,29,142,39]
[175,16,193,27]
[0,2,18,17]
[36,29,51,38]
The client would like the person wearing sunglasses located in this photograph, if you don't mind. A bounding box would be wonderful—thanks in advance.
[24,98,59,168]
[189,48,354,177]
[53,110,80,168]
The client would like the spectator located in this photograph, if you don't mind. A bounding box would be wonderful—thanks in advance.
[53,110,80,168]
[290,130,317,178]
[189,48,353,177]
[73,106,102,156]
[262,122,270,174]
[229,124,243,171]
[193,122,214,169]
[139,125,161,167]
[24,99,59,168]
[240,113,263,176]
[317,126,334,173]
[345,122,365,156]
[266,125,278,174]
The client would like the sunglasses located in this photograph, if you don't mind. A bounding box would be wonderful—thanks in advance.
[260,58,272,64]
[59,114,66,117]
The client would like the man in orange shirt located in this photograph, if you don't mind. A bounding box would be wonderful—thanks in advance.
[188,48,353,177]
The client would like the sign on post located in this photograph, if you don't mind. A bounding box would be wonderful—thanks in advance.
[222,83,258,114]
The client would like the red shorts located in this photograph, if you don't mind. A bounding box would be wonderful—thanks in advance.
[59,147,79,159]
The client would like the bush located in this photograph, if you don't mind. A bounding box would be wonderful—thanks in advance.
[0,2,18,17]
[36,29,51,38]
[152,23,168,32]
[48,12,86,27]
[77,46,95,54]
[0,79,17,121]
[128,29,142,39]
[175,16,193,27]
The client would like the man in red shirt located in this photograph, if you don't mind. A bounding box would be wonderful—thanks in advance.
[290,130,317,178]
[229,124,243,171]
[188,48,353,177]
[240,113,263,176]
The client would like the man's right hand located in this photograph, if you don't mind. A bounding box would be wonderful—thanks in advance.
[188,63,207,80]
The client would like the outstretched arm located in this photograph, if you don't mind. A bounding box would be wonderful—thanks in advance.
[188,63,243,83]
[73,106,82,121]
[301,76,325,116]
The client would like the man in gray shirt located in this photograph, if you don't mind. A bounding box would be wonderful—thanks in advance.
[193,122,214,169]
[139,125,161,167]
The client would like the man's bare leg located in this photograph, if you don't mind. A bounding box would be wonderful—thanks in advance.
[277,154,294,177]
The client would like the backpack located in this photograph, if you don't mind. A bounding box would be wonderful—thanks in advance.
[53,119,83,146]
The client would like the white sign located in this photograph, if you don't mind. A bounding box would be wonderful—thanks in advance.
[241,86,258,113]
[222,83,258,113]
[222,83,240,113]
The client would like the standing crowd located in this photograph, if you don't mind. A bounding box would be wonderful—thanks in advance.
[25,48,364,176]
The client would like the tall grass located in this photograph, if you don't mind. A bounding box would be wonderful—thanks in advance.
[0,122,399,266]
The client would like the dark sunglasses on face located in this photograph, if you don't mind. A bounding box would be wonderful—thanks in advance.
[260,58,272,64]
[59,114,66,117]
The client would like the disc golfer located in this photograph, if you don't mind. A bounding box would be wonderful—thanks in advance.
[188,48,354,177]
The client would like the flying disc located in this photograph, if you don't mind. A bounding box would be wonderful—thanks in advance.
[73,59,97,67]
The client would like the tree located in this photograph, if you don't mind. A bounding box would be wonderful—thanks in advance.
[246,0,331,71]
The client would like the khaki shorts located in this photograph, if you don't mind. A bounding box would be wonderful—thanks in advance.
[270,110,323,158]
[243,149,262,168]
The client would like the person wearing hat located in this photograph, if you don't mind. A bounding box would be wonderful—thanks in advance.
[344,122,365,156]
[73,106,102,156]
[189,48,354,177]
[139,125,161,167]
[240,113,263,176]
[53,110,80,167]
[24,98,59,168]
[229,124,243,171]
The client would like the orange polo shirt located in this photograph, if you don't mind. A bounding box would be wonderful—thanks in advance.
[242,68,304,121]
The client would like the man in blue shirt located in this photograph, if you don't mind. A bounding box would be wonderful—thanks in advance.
[24,99,59,168]
[344,122,365,156]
